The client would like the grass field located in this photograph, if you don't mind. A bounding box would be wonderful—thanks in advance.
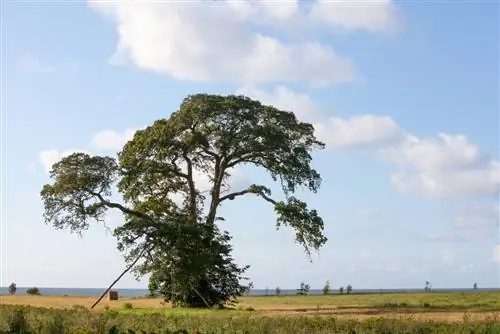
[1,292,500,333]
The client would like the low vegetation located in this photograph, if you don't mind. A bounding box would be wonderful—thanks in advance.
[1,304,499,334]
[1,292,499,333]
[25,288,40,296]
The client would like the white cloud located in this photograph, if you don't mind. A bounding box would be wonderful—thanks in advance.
[239,86,404,148]
[308,0,403,33]
[91,128,139,151]
[493,245,500,262]
[383,135,499,198]
[237,86,324,122]
[238,86,499,199]
[225,0,402,34]
[382,134,484,172]
[39,149,88,173]
[88,0,361,86]
[315,115,406,148]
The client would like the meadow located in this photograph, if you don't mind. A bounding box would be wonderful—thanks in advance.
[1,292,500,333]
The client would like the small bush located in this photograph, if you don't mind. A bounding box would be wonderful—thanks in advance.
[26,287,41,296]
[322,280,330,295]
[8,282,17,296]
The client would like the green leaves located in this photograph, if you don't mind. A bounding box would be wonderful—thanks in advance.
[40,153,120,234]
[40,93,328,308]
[275,197,327,257]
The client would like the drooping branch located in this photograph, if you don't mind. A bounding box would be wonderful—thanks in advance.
[218,184,326,257]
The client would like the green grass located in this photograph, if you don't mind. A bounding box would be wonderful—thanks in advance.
[239,292,500,310]
[1,304,500,334]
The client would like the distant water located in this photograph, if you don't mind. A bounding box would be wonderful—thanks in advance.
[1,287,498,297]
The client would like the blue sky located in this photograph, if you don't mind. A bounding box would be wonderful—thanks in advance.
[2,0,499,290]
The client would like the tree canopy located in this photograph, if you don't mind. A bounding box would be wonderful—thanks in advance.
[41,94,327,307]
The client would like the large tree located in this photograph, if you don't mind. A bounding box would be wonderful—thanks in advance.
[41,94,327,307]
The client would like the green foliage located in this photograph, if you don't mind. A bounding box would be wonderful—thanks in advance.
[26,287,40,296]
[322,280,330,295]
[1,304,499,334]
[40,94,327,308]
[339,286,344,294]
[296,282,311,296]
[7,307,28,333]
[142,224,249,308]
[8,283,16,296]
[346,284,353,295]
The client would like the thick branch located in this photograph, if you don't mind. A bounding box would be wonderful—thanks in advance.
[206,157,226,227]
[89,190,154,223]
[218,185,277,206]
[182,153,198,219]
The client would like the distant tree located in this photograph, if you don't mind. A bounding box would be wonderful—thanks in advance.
[245,281,254,296]
[26,287,40,296]
[346,284,353,295]
[265,287,269,296]
[339,286,344,294]
[275,286,281,296]
[424,281,432,293]
[322,280,330,295]
[473,283,478,290]
[8,282,17,295]
[296,282,310,296]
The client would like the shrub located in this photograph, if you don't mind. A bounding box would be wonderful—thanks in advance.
[8,282,17,296]
[296,282,310,296]
[322,280,330,295]
[26,287,41,295]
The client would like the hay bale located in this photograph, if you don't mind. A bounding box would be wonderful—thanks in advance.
[107,290,118,301]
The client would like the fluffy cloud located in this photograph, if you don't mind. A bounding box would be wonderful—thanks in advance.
[241,86,499,199]
[83,0,405,85]
[308,0,402,33]
[226,0,402,33]
[239,86,404,148]
[315,115,406,148]
[237,86,324,122]
[39,149,88,173]
[383,135,499,198]
[91,128,139,151]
